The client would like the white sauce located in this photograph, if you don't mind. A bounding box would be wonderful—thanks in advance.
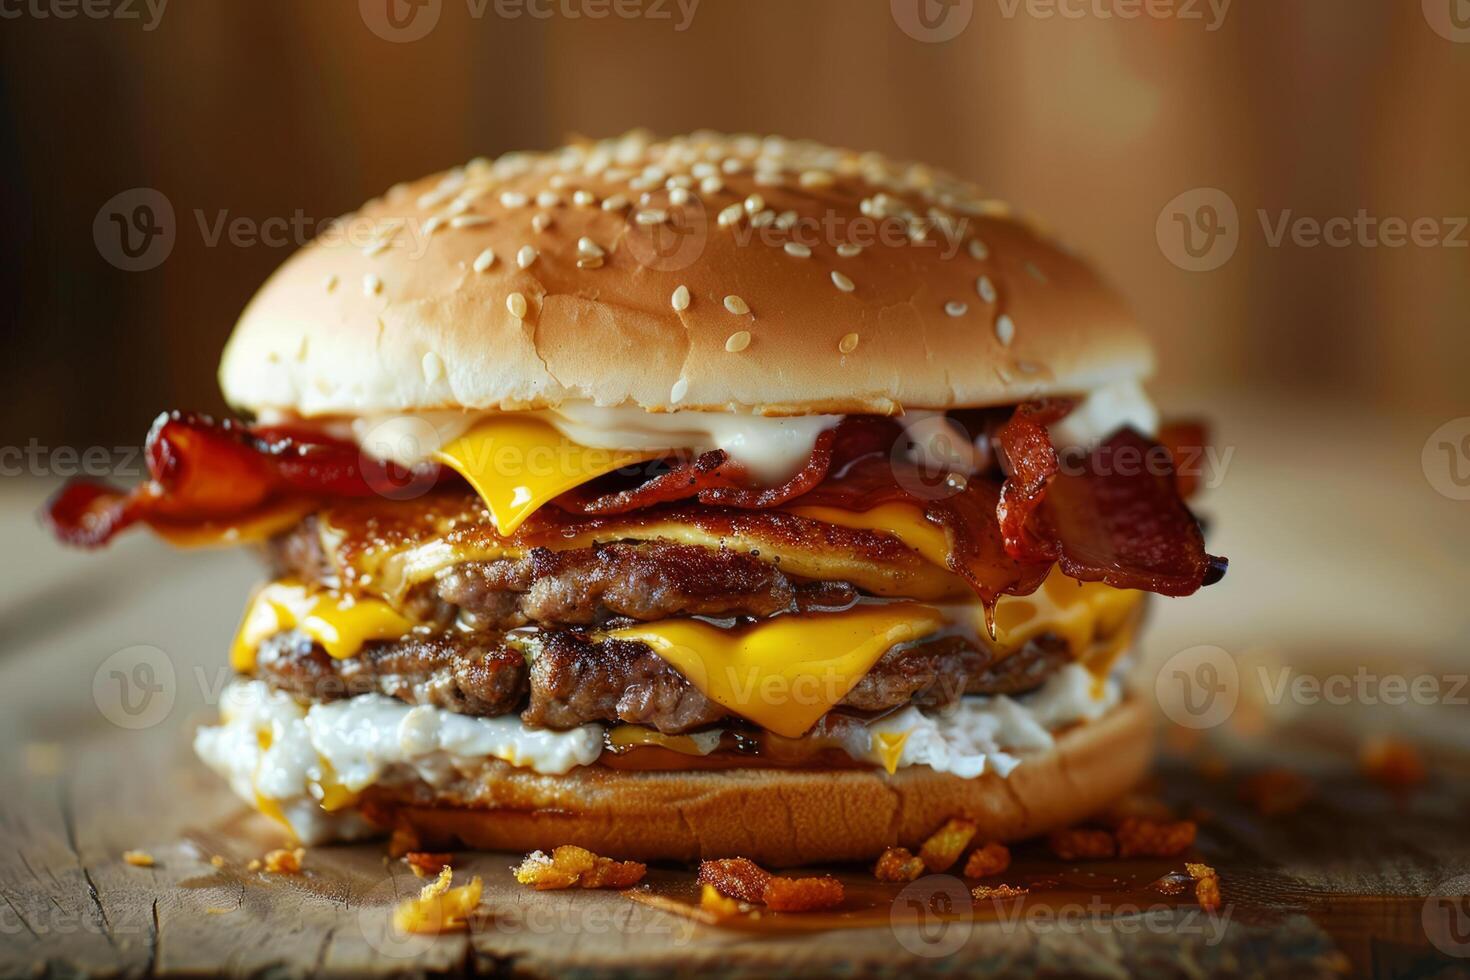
[547,403,841,484]
[194,681,603,844]
[1049,380,1158,450]
[280,384,1155,483]
[848,663,1121,778]
[197,664,1121,844]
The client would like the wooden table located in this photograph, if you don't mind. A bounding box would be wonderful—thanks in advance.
[3,393,1468,978]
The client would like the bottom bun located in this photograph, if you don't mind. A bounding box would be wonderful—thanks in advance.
[363,699,1152,867]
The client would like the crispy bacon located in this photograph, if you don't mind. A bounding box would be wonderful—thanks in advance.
[42,412,429,548]
[555,416,901,516]
[799,453,1051,606]
[43,405,1225,599]
[1038,428,1224,595]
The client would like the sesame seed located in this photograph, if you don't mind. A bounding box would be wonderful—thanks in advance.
[775,210,798,230]
[602,194,629,212]
[446,198,470,216]
[450,214,489,228]
[323,274,339,292]
[995,314,1016,346]
[836,244,862,258]
[532,213,553,233]
[945,301,968,317]
[363,273,382,296]
[516,245,538,269]
[635,209,668,226]
[721,158,745,175]
[535,191,561,208]
[977,276,997,303]
[743,193,765,214]
[800,170,835,188]
[500,191,529,208]
[838,332,860,354]
[473,248,496,272]
[422,215,447,236]
[362,237,392,257]
[717,204,744,228]
[831,271,855,293]
[783,242,812,258]
[725,330,752,352]
[577,236,604,257]
[753,171,783,187]
[692,162,717,179]
[576,255,604,269]
[507,292,528,319]
[670,377,689,403]
[671,284,691,311]
[751,209,776,228]
[572,190,596,207]
[421,351,444,384]
[666,174,693,190]
[724,295,750,316]
[968,239,989,261]
[669,187,691,206]
[700,175,724,195]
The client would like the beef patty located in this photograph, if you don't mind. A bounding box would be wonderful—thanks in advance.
[254,626,1072,733]
[269,523,857,628]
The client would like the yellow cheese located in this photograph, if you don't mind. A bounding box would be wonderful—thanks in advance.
[787,501,1144,660]
[432,415,661,536]
[230,580,415,672]
[606,725,720,756]
[606,603,948,738]
[875,731,911,775]
[786,503,952,568]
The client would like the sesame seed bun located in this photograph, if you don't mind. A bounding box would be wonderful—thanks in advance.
[219,131,1152,419]
[361,698,1150,868]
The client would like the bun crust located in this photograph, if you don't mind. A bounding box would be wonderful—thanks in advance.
[362,699,1151,867]
[221,132,1152,419]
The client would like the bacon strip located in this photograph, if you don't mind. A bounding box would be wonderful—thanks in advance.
[1037,428,1224,595]
[555,416,900,516]
[42,412,421,548]
[995,400,1073,560]
[799,454,1051,607]
[43,406,1225,599]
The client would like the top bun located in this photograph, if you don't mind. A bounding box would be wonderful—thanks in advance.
[220,131,1152,419]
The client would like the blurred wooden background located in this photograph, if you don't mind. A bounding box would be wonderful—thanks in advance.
[1,0,1467,448]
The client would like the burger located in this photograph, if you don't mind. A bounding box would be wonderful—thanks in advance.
[47,132,1225,866]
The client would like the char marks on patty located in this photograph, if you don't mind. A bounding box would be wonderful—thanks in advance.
[269,522,859,629]
[254,627,1073,733]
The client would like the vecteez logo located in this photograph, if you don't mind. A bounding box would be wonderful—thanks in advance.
[0,0,169,30]
[1423,0,1470,43]
[93,187,176,272]
[1156,188,1239,272]
[360,0,442,42]
[1154,645,1239,730]
[1422,417,1470,501]
[891,0,975,42]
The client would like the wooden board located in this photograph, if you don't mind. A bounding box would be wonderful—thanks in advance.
[6,718,1469,979]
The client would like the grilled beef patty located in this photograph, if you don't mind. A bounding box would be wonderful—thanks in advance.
[254,627,1072,733]
[269,523,858,628]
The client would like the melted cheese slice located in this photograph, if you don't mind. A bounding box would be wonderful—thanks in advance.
[789,502,1143,660]
[432,415,661,536]
[605,603,948,738]
[231,581,415,672]
[786,503,952,568]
